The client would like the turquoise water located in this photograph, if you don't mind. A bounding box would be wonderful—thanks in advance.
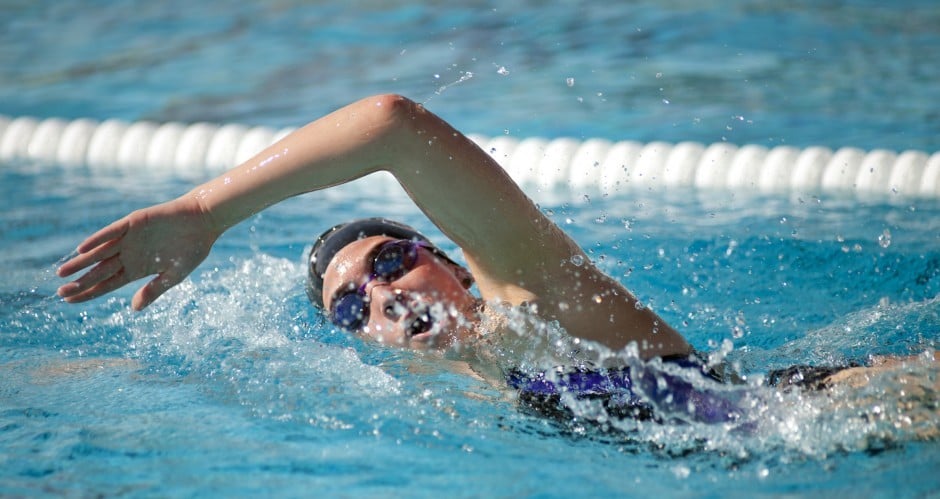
[3,1,940,497]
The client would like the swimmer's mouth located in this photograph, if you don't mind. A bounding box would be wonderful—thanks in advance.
[406,312,434,338]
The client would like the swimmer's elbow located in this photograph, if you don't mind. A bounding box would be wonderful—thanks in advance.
[358,94,434,134]
[368,93,415,111]
[358,94,418,124]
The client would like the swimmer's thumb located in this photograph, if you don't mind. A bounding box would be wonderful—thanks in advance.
[132,272,185,311]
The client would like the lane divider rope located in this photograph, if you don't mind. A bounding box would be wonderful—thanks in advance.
[1,115,937,198]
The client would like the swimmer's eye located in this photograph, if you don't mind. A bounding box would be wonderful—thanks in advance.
[328,239,424,331]
[331,291,369,330]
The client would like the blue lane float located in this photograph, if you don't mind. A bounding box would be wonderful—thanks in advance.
[1,114,938,198]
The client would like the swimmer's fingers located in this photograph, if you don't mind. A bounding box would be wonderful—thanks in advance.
[56,237,123,278]
[57,255,130,303]
[131,271,185,311]
[76,218,130,254]
[57,219,129,278]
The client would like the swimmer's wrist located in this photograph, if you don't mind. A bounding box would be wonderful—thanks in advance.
[182,191,228,239]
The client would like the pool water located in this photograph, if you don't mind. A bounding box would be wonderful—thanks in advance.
[3,169,939,496]
[3,0,939,497]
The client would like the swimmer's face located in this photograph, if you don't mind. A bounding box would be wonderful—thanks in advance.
[321,236,477,349]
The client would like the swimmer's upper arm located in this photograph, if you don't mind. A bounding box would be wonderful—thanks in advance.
[378,96,579,300]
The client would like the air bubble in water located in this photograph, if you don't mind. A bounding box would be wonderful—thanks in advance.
[570,254,585,267]
[566,77,575,87]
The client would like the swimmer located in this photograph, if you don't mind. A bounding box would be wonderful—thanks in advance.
[56,94,937,424]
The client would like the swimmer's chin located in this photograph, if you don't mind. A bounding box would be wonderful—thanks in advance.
[403,326,461,351]
[360,325,446,350]
[412,321,478,351]
[407,330,444,349]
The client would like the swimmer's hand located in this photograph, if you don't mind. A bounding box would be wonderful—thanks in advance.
[56,196,219,311]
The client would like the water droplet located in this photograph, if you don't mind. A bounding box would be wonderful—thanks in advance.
[878,229,892,248]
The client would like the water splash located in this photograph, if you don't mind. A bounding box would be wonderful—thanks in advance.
[112,255,406,428]
[461,298,939,460]
[15,251,938,461]
[423,71,475,104]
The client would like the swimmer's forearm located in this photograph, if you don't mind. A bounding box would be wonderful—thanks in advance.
[190,94,408,234]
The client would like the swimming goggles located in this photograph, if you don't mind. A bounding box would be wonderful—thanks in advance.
[329,239,428,331]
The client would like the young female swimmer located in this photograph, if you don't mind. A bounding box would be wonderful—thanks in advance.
[56,94,690,359]
[56,94,937,424]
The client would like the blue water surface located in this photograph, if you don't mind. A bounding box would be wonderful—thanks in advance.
[2,0,939,497]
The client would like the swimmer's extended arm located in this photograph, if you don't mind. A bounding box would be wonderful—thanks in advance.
[58,94,688,357]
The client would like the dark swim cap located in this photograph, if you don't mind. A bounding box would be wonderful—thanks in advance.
[306,218,455,308]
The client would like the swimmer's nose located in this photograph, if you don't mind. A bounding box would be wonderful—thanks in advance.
[372,287,410,322]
